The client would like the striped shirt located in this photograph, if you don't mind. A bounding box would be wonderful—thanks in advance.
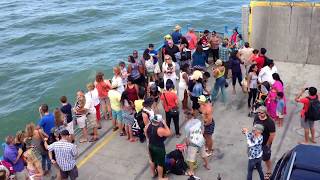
[47,140,77,171]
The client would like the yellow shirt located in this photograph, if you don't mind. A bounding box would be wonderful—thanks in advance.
[108,90,121,111]
[134,99,144,113]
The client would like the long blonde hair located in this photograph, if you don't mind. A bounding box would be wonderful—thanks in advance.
[25,123,36,138]
[24,149,42,172]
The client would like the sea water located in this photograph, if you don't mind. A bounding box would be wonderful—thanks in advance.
[0,0,249,148]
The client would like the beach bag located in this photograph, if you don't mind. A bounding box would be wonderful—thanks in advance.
[305,96,320,121]
[189,121,205,147]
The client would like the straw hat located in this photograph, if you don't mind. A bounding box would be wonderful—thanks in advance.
[174,25,181,31]
[198,95,207,103]
[191,70,203,80]
[215,59,223,66]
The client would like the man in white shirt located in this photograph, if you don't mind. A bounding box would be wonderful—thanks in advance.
[239,42,254,74]
[85,83,99,142]
[258,60,278,85]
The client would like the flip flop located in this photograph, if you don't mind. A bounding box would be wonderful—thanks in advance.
[129,139,137,142]
[79,139,87,143]
[89,137,99,142]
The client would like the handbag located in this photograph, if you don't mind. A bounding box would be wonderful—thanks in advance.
[163,92,179,116]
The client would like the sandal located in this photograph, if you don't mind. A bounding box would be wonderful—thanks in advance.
[89,137,99,142]
[79,139,87,143]
[264,172,271,180]
[113,127,119,132]
[129,138,137,142]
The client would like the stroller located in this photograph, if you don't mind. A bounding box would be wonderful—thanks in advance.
[248,81,270,117]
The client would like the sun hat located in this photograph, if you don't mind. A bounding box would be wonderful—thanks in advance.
[257,106,267,114]
[164,34,172,40]
[151,114,163,123]
[198,95,207,103]
[215,59,223,66]
[111,81,118,89]
[174,25,182,31]
[191,70,203,80]
[253,124,264,132]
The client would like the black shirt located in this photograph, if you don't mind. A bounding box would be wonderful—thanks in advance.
[164,45,179,62]
[147,124,166,148]
[60,103,73,123]
[253,115,276,146]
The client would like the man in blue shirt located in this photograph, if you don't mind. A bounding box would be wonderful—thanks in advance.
[171,25,182,45]
[37,104,55,136]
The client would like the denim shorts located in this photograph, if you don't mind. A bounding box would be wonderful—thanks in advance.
[112,109,123,123]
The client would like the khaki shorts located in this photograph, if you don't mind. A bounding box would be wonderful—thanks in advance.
[186,145,208,163]
[65,121,74,134]
[76,115,87,129]
[87,113,97,128]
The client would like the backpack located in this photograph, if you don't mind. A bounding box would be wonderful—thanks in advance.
[305,96,320,121]
[165,149,188,175]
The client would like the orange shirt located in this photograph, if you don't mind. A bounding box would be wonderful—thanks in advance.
[96,80,111,98]
[160,91,178,112]
[185,32,198,50]
[298,95,318,118]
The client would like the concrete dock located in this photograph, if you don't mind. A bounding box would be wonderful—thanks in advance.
[74,61,320,180]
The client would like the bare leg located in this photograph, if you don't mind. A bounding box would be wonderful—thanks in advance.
[107,103,112,119]
[202,157,210,170]
[304,128,310,144]
[82,128,88,141]
[157,166,164,180]
[149,160,156,177]
[93,127,98,140]
[204,134,213,153]
[265,160,272,174]
[125,125,130,140]
[311,127,316,143]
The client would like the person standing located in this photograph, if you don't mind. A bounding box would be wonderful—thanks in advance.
[239,42,254,74]
[24,149,44,180]
[59,96,75,141]
[145,114,171,180]
[198,95,215,155]
[164,40,180,63]
[295,87,319,144]
[185,27,198,52]
[85,82,99,142]
[266,73,286,120]
[191,45,207,71]
[3,136,27,180]
[253,106,276,180]
[219,41,232,78]
[254,48,267,72]
[112,66,125,94]
[95,72,112,120]
[184,111,209,176]
[247,64,258,109]
[211,60,227,105]
[162,55,177,88]
[242,124,264,180]
[160,79,180,138]
[209,31,220,62]
[45,130,78,180]
[108,81,123,134]
[127,55,145,87]
[171,25,182,45]
[200,30,210,64]
[258,60,277,85]
[178,64,190,111]
[73,91,88,143]
[229,50,244,94]
[121,91,136,142]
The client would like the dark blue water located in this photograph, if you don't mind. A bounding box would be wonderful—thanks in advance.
[0,0,249,144]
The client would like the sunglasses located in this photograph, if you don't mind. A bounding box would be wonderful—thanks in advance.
[258,112,265,115]
[165,58,170,60]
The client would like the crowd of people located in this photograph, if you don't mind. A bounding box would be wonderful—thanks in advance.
[0,25,319,180]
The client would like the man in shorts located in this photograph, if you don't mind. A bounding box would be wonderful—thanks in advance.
[295,87,318,144]
[198,95,215,155]
[108,81,123,134]
[60,96,74,142]
[184,111,209,176]
[253,106,275,179]
[85,85,99,142]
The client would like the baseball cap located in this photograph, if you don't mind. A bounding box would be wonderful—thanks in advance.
[198,95,207,103]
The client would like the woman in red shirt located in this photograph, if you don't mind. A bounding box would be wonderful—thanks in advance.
[95,72,112,120]
[160,79,180,138]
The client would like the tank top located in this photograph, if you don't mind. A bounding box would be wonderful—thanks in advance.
[96,81,110,98]
[147,124,166,148]
[130,62,141,80]
[249,72,258,89]
[215,68,225,79]
[126,85,138,103]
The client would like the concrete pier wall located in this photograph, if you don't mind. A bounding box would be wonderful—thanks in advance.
[242,2,320,65]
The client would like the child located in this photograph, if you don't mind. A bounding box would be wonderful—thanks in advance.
[24,149,44,180]
[119,61,128,86]
[242,124,264,180]
[108,81,124,134]
[59,96,75,142]
[15,131,26,165]
[276,92,285,127]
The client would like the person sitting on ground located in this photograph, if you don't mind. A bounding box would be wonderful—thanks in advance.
[253,106,276,180]
[160,79,181,138]
[85,83,99,142]
[108,81,123,134]
[295,87,319,144]
[95,72,112,120]
[192,44,207,71]
[242,124,264,180]
[184,111,210,177]
[145,114,171,180]
[45,130,78,180]
[24,149,44,180]
[229,50,244,94]
[73,90,88,143]
[211,59,227,105]
[198,95,215,155]
[60,96,75,141]
[121,91,137,142]
[258,60,277,85]
[3,136,27,180]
